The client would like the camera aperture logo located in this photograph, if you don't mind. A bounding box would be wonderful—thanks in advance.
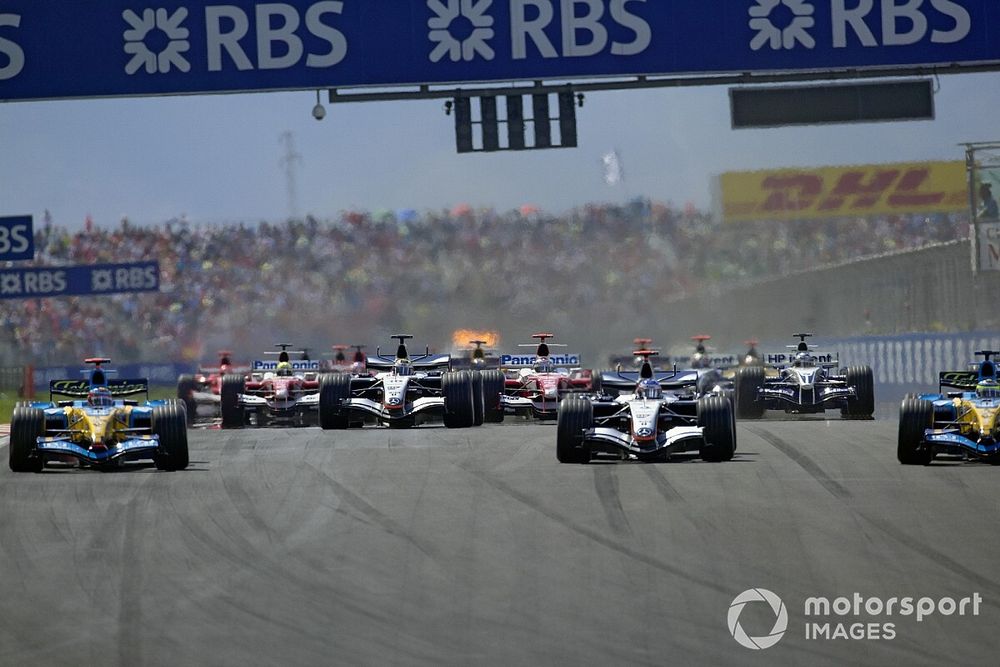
[728,588,788,650]
[729,589,983,649]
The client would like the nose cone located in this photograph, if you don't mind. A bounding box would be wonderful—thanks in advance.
[275,387,289,400]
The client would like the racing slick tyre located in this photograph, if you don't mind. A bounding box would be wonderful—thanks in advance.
[471,371,485,426]
[842,365,875,419]
[897,398,934,465]
[480,369,505,423]
[589,371,603,397]
[220,374,245,429]
[318,373,351,430]
[153,402,189,471]
[734,366,765,420]
[176,374,198,423]
[442,371,475,428]
[698,396,736,462]
[556,397,592,464]
[9,406,45,473]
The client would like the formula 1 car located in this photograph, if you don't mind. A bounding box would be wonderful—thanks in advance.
[322,345,367,374]
[733,334,874,419]
[556,350,736,463]
[898,350,1000,464]
[220,344,321,428]
[607,338,667,370]
[176,350,250,422]
[317,335,485,429]
[10,358,188,472]
[500,333,599,419]
[451,340,500,370]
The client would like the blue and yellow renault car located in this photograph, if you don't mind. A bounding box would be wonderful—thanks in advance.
[9,358,188,472]
[898,351,1000,465]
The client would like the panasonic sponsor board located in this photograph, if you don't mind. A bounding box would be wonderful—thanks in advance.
[501,353,580,367]
[252,360,321,371]
[0,261,159,299]
[1,2,998,102]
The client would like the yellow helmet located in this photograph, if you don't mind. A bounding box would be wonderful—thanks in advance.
[276,361,293,377]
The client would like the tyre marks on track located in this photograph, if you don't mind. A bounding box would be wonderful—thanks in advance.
[457,462,729,595]
[593,467,632,538]
[304,462,446,564]
[640,466,684,503]
[746,425,852,499]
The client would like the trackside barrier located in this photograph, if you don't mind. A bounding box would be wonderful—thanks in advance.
[662,240,1000,341]
[0,366,31,398]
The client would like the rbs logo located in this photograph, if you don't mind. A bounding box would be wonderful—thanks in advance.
[0,13,24,80]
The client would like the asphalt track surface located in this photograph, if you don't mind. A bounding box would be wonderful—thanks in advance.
[1,416,999,666]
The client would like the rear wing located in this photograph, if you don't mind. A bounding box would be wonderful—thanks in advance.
[50,378,149,399]
[499,353,582,369]
[939,371,979,392]
[761,351,840,368]
[600,369,699,392]
[367,353,452,372]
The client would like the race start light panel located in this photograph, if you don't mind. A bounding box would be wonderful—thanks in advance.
[454,92,577,154]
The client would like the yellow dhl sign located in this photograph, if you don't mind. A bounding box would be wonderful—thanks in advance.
[720,161,968,222]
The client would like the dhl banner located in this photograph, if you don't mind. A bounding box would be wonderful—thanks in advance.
[719,161,968,222]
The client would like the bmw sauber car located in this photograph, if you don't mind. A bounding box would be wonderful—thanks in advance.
[556,351,736,463]
[220,344,321,428]
[317,335,480,429]
[733,333,874,419]
[898,350,1000,464]
[500,333,599,419]
[9,358,188,472]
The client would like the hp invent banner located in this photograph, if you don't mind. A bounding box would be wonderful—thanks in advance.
[0,261,160,299]
[719,161,968,222]
[1,2,1000,101]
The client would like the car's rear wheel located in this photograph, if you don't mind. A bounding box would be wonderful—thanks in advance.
[842,365,875,419]
[898,398,934,465]
[318,373,351,429]
[220,374,245,429]
[556,397,592,463]
[698,396,736,462]
[735,366,765,419]
[442,371,475,428]
[480,369,505,423]
[153,403,189,471]
[176,373,198,423]
[10,406,45,473]
[471,371,485,426]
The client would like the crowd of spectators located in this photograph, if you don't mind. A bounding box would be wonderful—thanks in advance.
[0,202,966,366]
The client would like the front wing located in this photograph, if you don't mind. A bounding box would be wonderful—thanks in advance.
[36,436,159,464]
[341,396,446,422]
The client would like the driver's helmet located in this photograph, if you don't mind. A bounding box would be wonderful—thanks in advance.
[691,353,710,369]
[393,358,413,376]
[87,387,113,408]
[976,379,1000,399]
[792,352,815,367]
[276,361,293,377]
[636,379,662,400]
[533,357,555,373]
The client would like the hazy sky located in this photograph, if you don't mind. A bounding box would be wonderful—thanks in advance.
[2,71,998,228]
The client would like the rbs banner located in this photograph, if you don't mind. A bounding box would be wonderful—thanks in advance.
[2,2,1000,101]
[0,261,160,299]
[718,161,968,222]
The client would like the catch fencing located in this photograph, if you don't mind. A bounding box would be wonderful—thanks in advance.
[663,240,999,343]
